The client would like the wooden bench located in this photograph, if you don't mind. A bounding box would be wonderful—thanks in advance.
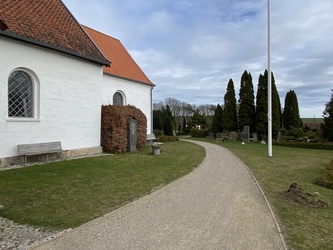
[17,141,67,164]
[146,134,160,144]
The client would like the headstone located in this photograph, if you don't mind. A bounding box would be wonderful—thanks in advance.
[302,137,308,142]
[277,132,282,142]
[127,118,137,152]
[207,131,214,138]
[252,132,258,142]
[242,126,250,143]
[173,130,176,137]
[215,133,223,142]
[228,131,238,141]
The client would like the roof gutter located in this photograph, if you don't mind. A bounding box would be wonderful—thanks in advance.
[0,31,111,66]
[104,72,156,87]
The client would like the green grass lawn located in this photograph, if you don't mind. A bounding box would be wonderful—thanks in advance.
[0,141,205,229]
[1,137,332,249]
[194,138,333,250]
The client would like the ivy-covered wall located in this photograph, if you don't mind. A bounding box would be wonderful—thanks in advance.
[101,105,147,153]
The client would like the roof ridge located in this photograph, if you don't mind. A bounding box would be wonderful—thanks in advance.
[83,26,154,86]
[59,1,110,65]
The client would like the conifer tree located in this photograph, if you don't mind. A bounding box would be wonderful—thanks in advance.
[222,79,237,131]
[321,90,333,141]
[255,73,267,138]
[153,110,164,131]
[271,71,282,136]
[212,104,223,133]
[191,109,207,128]
[163,105,174,136]
[238,70,255,132]
[255,70,281,138]
[283,90,301,130]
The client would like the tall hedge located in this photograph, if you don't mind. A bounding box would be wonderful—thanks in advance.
[101,105,147,153]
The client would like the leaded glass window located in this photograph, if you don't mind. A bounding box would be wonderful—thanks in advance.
[8,71,34,117]
[113,92,123,106]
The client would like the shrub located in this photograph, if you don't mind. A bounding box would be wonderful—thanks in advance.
[316,159,333,189]
[190,128,207,138]
[153,129,163,136]
[158,135,178,142]
[285,126,304,139]
[101,105,147,153]
[273,142,333,150]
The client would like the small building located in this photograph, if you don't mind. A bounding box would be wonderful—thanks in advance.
[0,0,154,165]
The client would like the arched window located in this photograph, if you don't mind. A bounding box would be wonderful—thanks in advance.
[8,70,34,118]
[113,92,124,106]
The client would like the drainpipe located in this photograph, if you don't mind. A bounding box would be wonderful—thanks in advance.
[150,86,154,134]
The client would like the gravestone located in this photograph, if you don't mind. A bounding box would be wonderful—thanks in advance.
[207,131,214,138]
[127,118,137,152]
[277,132,282,142]
[228,131,238,141]
[242,126,250,143]
[302,137,309,142]
[252,132,258,142]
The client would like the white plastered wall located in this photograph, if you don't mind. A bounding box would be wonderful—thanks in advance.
[0,37,104,159]
[101,74,153,134]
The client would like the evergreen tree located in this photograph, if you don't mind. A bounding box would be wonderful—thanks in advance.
[212,104,223,133]
[255,73,267,138]
[163,105,174,136]
[153,110,164,130]
[222,79,237,131]
[283,90,301,130]
[322,90,333,141]
[255,70,281,138]
[238,70,255,132]
[191,109,207,128]
[271,71,282,136]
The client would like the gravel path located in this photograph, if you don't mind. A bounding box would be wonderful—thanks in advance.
[30,140,286,250]
[0,217,69,250]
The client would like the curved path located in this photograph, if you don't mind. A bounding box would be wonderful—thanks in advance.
[32,140,286,250]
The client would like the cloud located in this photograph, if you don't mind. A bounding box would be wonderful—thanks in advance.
[62,0,333,117]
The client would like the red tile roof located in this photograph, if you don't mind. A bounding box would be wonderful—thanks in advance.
[83,26,154,86]
[0,0,110,66]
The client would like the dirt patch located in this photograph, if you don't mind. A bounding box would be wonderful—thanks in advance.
[283,182,329,208]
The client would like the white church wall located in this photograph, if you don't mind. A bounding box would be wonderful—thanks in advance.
[0,37,104,161]
[101,75,153,134]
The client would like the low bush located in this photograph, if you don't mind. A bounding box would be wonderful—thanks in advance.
[190,128,207,138]
[158,135,178,142]
[273,142,333,151]
[153,129,163,136]
[317,159,333,189]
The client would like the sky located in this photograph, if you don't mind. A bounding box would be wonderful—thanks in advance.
[62,0,333,118]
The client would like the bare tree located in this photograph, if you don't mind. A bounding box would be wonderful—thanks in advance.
[153,101,164,111]
[165,97,182,117]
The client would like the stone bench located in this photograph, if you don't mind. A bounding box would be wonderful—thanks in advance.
[17,141,67,164]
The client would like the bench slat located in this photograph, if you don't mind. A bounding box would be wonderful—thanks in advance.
[18,141,62,156]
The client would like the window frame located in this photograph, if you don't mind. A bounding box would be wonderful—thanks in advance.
[113,91,126,106]
[7,68,40,122]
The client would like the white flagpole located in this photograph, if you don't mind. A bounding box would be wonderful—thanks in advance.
[268,0,272,157]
